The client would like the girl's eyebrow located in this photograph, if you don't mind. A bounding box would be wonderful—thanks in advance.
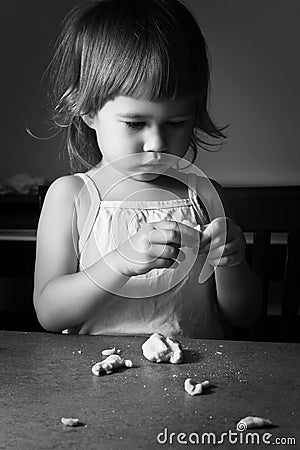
[118,113,149,119]
[117,113,193,120]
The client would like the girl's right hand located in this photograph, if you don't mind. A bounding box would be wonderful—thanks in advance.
[114,220,200,277]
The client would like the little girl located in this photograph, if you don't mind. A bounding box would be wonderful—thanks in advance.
[34,0,262,338]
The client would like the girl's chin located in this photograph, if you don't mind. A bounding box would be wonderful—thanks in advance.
[106,161,172,181]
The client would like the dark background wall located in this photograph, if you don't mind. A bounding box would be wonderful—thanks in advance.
[1,0,300,186]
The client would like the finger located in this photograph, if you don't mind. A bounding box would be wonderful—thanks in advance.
[149,220,179,231]
[202,218,228,241]
[200,222,219,251]
[201,227,233,252]
[207,256,228,267]
[154,251,185,268]
[199,235,228,254]
[209,217,243,246]
[148,228,181,246]
[150,257,178,270]
[149,243,179,261]
[155,220,201,248]
[206,241,239,260]
[211,236,237,252]
[207,241,245,266]
[208,254,242,267]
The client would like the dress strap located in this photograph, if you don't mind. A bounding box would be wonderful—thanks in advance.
[187,173,209,226]
[74,173,101,253]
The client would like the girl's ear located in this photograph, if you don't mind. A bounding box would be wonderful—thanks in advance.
[81,114,96,129]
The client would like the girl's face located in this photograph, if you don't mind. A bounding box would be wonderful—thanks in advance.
[86,96,196,180]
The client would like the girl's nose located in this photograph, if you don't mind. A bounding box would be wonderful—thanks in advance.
[143,127,167,152]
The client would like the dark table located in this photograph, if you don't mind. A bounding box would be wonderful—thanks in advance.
[0,331,299,449]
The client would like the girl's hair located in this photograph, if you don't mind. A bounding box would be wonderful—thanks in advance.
[49,0,226,172]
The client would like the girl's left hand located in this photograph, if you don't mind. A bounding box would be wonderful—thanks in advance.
[199,217,246,267]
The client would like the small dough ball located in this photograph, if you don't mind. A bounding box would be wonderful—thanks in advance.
[61,417,80,427]
[101,347,117,356]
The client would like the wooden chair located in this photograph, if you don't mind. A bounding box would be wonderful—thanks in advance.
[225,186,300,342]
[0,194,42,331]
[38,184,300,342]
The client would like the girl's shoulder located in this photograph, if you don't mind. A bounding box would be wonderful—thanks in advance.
[45,174,84,204]
[44,174,95,227]
[41,174,93,220]
[37,175,85,250]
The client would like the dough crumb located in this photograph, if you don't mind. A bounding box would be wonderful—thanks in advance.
[184,378,210,395]
[61,417,81,427]
[142,333,183,364]
[124,359,134,368]
[101,347,117,356]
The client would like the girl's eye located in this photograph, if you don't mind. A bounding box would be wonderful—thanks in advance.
[123,120,188,131]
[124,122,145,130]
[167,121,187,127]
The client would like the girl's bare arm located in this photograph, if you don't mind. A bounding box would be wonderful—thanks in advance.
[214,260,262,327]
[33,176,129,332]
[198,178,262,327]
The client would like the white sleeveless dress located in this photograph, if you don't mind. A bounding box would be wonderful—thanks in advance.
[63,172,225,338]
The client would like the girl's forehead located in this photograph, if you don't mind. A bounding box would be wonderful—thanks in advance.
[102,96,196,116]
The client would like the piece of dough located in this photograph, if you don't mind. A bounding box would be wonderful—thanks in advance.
[101,347,119,356]
[91,355,134,376]
[184,378,210,395]
[236,416,273,431]
[61,417,80,427]
[142,333,183,364]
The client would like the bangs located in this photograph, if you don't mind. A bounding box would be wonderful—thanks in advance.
[77,0,206,114]
[102,39,196,102]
